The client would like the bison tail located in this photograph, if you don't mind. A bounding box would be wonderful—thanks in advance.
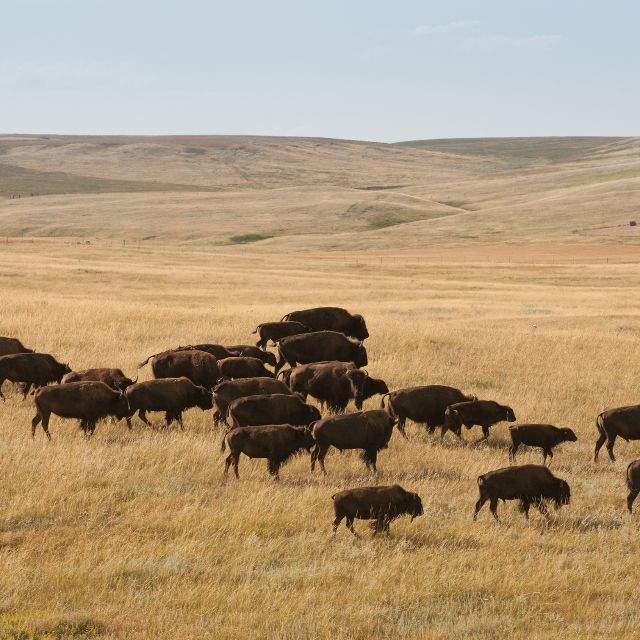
[596,413,605,434]
[380,393,390,410]
[280,313,290,322]
[137,354,154,369]
[477,475,485,486]
[251,325,261,335]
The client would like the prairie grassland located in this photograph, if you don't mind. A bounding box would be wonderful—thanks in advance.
[2,242,640,640]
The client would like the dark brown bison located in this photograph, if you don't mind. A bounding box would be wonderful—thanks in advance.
[594,405,640,462]
[213,377,294,427]
[288,361,387,412]
[125,377,212,429]
[144,349,221,389]
[473,465,570,521]
[311,409,395,474]
[509,424,577,463]
[252,321,310,349]
[61,368,136,391]
[227,393,321,429]
[281,307,369,341]
[225,345,277,367]
[332,485,423,536]
[218,357,274,380]
[223,424,315,479]
[0,353,71,399]
[381,385,475,437]
[443,399,516,440]
[0,337,34,356]
[626,460,640,513]
[275,331,367,374]
[138,344,236,367]
[31,381,130,439]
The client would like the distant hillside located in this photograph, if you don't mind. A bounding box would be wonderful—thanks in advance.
[0,134,638,248]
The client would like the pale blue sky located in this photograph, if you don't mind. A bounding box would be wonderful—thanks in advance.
[1,0,638,141]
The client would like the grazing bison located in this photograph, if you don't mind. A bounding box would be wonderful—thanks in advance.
[227,393,321,429]
[252,321,310,349]
[62,368,136,391]
[0,353,71,399]
[281,307,369,341]
[626,460,640,513]
[473,464,570,521]
[138,344,236,367]
[125,377,212,429]
[145,349,220,389]
[218,357,274,380]
[311,409,395,474]
[0,337,34,357]
[275,331,367,374]
[381,385,475,437]
[288,361,387,412]
[224,424,315,479]
[594,405,640,462]
[509,424,577,463]
[31,381,130,439]
[225,345,277,367]
[332,485,423,535]
[212,377,294,427]
[443,399,516,440]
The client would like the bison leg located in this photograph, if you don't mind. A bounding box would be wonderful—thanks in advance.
[627,489,639,513]
[176,412,184,430]
[426,421,437,434]
[232,452,240,478]
[315,444,329,474]
[224,453,234,477]
[137,409,151,426]
[125,416,132,430]
[543,448,553,465]
[366,450,378,473]
[519,499,531,519]
[346,517,358,537]
[372,515,385,535]
[0,379,5,401]
[256,336,267,349]
[481,425,490,440]
[606,434,617,462]
[40,411,52,440]
[473,493,488,521]
[396,417,407,439]
[509,441,519,462]
[31,412,42,437]
[268,457,282,480]
[332,513,344,534]
[594,432,607,461]
[21,382,32,399]
[489,497,499,520]
[535,499,551,519]
[274,354,287,375]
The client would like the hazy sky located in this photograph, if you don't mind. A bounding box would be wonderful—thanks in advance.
[1,0,638,141]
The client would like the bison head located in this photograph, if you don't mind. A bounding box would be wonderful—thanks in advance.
[407,492,424,520]
[196,386,214,410]
[444,406,462,436]
[503,406,516,422]
[306,404,322,423]
[352,314,369,341]
[554,479,571,508]
[113,392,132,420]
[346,370,389,410]
[560,428,578,442]
[117,375,137,390]
[297,426,316,450]
[262,351,278,367]
[353,343,368,368]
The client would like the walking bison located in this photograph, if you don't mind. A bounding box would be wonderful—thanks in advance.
[509,424,577,463]
[217,356,274,380]
[252,321,310,349]
[595,405,640,462]
[281,307,369,341]
[0,337,34,357]
[62,368,136,391]
[0,353,71,399]
[144,349,221,389]
[443,399,516,440]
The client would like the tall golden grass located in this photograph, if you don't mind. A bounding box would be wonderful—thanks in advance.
[2,242,640,639]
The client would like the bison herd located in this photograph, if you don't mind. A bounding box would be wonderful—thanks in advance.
[2,306,640,535]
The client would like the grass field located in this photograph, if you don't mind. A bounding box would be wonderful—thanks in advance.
[2,241,640,639]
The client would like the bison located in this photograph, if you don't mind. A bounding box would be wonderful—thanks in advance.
[443,399,516,440]
[594,405,640,462]
[225,344,277,368]
[217,356,274,380]
[143,349,220,389]
[332,485,423,536]
[381,385,475,437]
[0,352,71,399]
[626,460,640,513]
[223,424,315,479]
[275,331,367,374]
[227,393,321,429]
[125,377,212,429]
[509,424,577,463]
[288,361,387,412]
[31,381,130,439]
[138,343,236,367]
[0,337,34,357]
[252,321,310,349]
[213,377,294,427]
[61,367,136,391]
[310,409,395,474]
[473,464,570,521]
[281,307,369,341]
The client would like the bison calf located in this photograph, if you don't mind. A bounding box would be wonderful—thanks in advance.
[443,399,516,440]
[62,367,136,391]
[509,424,577,463]
[626,460,640,513]
[217,356,274,380]
[594,405,640,462]
[225,345,277,368]
[252,321,310,349]
[332,485,423,535]
[474,464,570,521]
[224,424,315,479]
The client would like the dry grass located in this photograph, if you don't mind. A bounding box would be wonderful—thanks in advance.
[2,242,640,639]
